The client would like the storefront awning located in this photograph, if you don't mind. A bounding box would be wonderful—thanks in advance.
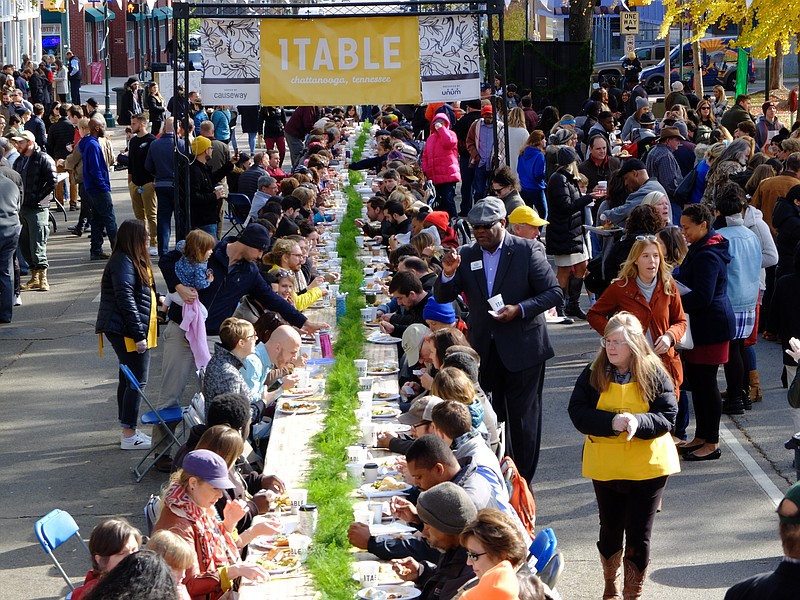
[84,7,117,22]
[153,6,173,20]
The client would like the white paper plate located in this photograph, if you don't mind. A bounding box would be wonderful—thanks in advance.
[367,334,402,345]
[276,401,320,415]
[357,586,422,599]
[372,407,401,419]
[358,482,413,497]
[367,367,400,376]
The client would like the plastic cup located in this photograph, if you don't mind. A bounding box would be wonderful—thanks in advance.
[347,445,368,463]
[358,376,374,392]
[368,502,384,524]
[288,534,311,563]
[288,489,308,515]
[345,462,363,484]
[299,345,313,361]
[354,509,374,527]
[354,359,369,376]
[358,560,380,587]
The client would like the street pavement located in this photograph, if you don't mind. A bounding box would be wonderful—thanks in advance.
[0,138,797,598]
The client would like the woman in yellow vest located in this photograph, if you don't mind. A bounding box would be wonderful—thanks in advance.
[568,311,680,600]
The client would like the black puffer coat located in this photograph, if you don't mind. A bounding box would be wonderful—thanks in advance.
[95,253,154,342]
[545,168,593,256]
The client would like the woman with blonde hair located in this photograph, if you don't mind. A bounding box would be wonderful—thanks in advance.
[153,449,270,599]
[506,107,529,173]
[711,85,729,121]
[517,129,548,218]
[588,237,686,394]
[568,312,680,600]
[640,190,672,226]
[701,138,753,206]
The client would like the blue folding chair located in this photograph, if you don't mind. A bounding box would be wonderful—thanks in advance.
[119,364,184,482]
[538,551,565,590]
[222,193,252,239]
[34,509,90,590]
[528,527,558,573]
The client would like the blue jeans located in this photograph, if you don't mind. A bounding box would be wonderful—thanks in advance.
[247,132,257,154]
[472,166,490,202]
[87,189,118,256]
[229,127,238,152]
[458,156,475,217]
[434,182,457,218]
[196,223,217,237]
[521,188,548,219]
[19,206,49,269]
[105,332,151,429]
[156,186,175,256]
[0,225,20,322]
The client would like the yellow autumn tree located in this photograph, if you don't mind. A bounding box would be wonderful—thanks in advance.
[656,0,800,59]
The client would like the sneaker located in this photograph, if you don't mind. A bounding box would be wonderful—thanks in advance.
[148,247,158,257]
[121,431,152,450]
[13,295,21,306]
[135,429,152,443]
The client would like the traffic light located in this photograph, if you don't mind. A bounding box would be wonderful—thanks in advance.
[127,2,140,14]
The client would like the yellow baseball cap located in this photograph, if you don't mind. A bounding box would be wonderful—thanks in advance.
[508,205,548,227]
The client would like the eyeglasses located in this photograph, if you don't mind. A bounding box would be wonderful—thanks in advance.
[472,221,497,231]
[466,550,488,561]
[289,253,304,258]
[635,234,657,242]
[276,269,292,278]
[411,421,431,431]
[491,186,505,193]
[700,106,711,110]
[245,334,258,340]
[601,338,627,348]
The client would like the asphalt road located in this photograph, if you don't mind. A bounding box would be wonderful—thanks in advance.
[0,150,796,599]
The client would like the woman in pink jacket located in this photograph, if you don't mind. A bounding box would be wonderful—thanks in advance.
[422,112,461,217]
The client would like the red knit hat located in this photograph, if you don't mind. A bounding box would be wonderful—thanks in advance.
[424,210,450,232]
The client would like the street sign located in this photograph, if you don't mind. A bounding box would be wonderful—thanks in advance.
[625,35,635,56]
[621,11,640,35]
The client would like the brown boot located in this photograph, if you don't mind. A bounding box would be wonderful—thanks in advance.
[749,370,762,402]
[37,268,50,292]
[20,269,41,291]
[600,549,623,599]
[622,558,647,600]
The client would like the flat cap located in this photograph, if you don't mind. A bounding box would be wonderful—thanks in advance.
[467,197,506,226]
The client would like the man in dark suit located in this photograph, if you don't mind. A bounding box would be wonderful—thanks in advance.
[434,197,562,482]
[724,481,800,599]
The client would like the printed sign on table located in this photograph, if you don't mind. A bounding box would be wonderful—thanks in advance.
[260,16,421,106]
[199,19,261,105]
[419,15,481,103]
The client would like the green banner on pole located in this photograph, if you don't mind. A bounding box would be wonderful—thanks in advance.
[736,47,749,98]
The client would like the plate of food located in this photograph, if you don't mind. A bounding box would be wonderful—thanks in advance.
[249,533,290,552]
[282,386,315,398]
[358,477,412,497]
[359,285,384,294]
[277,400,320,414]
[254,549,301,574]
[372,406,401,419]
[372,391,401,401]
[367,333,402,345]
[368,364,400,376]
[364,318,383,328]
[357,586,422,600]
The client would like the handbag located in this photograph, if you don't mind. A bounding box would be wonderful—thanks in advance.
[675,313,694,350]
[673,168,697,206]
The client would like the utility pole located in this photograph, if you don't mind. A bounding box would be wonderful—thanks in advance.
[103,0,115,128]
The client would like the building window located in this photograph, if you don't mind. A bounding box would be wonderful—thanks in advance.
[127,22,135,60]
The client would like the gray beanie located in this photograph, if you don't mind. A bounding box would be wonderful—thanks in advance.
[557,146,580,167]
[416,482,477,535]
[635,96,650,111]
[443,349,480,384]
[549,128,574,146]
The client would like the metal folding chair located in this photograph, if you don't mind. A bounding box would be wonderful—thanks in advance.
[119,364,184,482]
[34,509,90,591]
[528,527,558,573]
[143,494,163,536]
[222,193,252,239]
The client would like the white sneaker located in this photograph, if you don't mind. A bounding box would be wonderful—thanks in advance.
[121,431,152,450]
[13,295,21,306]
[149,247,158,257]
[136,430,152,443]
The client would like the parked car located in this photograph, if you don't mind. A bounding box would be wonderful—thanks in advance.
[639,37,756,94]
[592,44,666,86]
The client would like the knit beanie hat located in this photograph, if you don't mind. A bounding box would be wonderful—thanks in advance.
[416,482,477,535]
[192,135,212,156]
[557,146,579,167]
[549,128,574,146]
[442,349,480,383]
[422,298,456,324]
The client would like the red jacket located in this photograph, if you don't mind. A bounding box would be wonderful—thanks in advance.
[70,570,100,600]
[422,113,460,185]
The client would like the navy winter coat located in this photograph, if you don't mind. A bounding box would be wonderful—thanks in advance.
[95,253,154,342]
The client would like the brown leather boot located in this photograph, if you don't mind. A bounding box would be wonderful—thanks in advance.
[749,370,762,402]
[20,269,41,291]
[599,549,623,599]
[622,558,647,600]
[38,268,50,292]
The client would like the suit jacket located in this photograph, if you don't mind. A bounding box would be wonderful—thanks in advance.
[724,560,800,600]
[434,233,562,372]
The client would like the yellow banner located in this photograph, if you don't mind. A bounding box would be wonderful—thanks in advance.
[44,0,66,11]
[260,17,420,106]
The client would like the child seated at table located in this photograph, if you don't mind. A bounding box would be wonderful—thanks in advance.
[146,530,194,600]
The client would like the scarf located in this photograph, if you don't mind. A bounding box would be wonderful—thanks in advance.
[164,481,239,571]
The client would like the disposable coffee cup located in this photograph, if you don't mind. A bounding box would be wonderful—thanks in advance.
[347,444,368,463]
[363,463,379,484]
[329,284,340,296]
[354,509,374,526]
[346,462,363,484]
[299,345,313,361]
[364,267,375,276]
[596,180,607,191]
[360,308,373,322]
[358,376,374,392]
[488,294,505,312]
[361,422,376,446]
[358,391,373,411]
[368,502,384,524]
[359,561,380,587]
[355,235,365,248]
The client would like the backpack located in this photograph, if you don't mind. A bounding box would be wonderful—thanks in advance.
[501,456,536,537]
